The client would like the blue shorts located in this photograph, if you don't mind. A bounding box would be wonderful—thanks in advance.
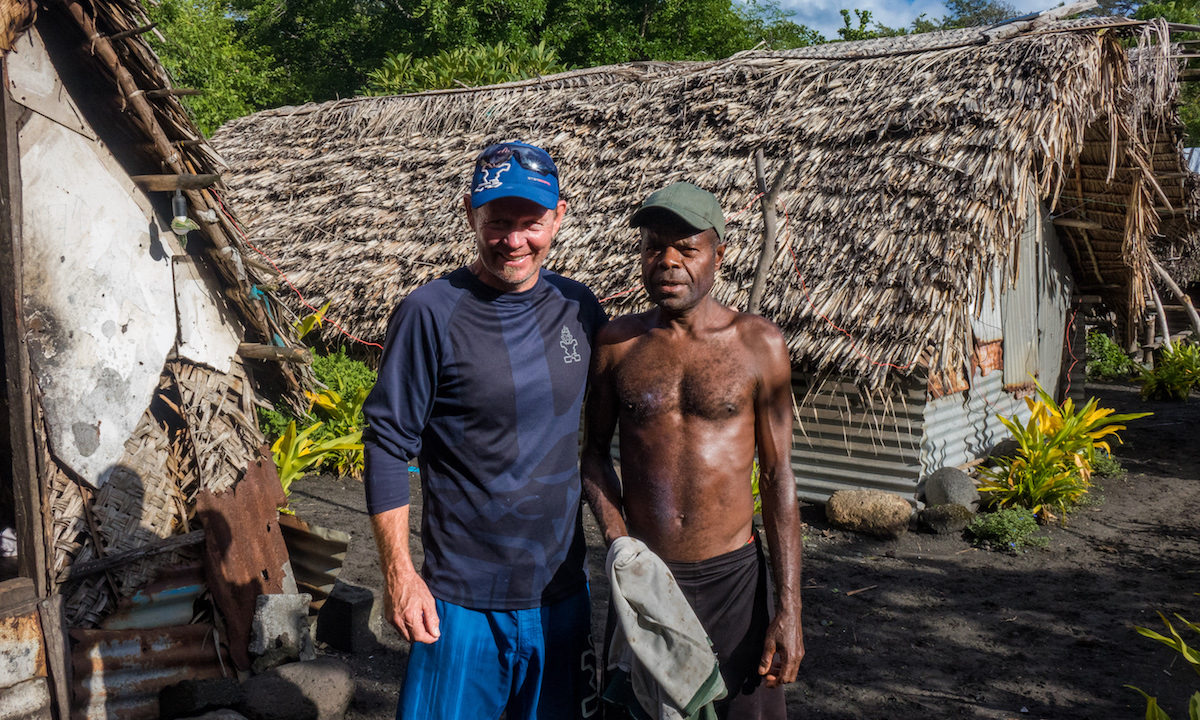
[397,587,600,720]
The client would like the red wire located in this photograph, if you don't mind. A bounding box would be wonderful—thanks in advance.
[210,195,384,350]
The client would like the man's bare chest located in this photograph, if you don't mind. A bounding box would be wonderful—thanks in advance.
[614,340,757,423]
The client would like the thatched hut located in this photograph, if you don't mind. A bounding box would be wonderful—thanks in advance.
[213,9,1195,502]
[0,0,311,715]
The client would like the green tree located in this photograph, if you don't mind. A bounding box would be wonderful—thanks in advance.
[145,0,287,135]
[363,41,567,95]
[940,0,1017,28]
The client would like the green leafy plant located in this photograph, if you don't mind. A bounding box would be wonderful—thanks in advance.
[1140,341,1200,401]
[750,461,762,515]
[966,507,1047,551]
[976,383,1150,520]
[312,348,377,398]
[1086,331,1136,382]
[1127,611,1200,720]
[306,386,370,478]
[1091,450,1124,479]
[272,420,364,495]
[294,302,330,342]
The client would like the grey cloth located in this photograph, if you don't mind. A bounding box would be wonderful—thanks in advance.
[605,536,727,720]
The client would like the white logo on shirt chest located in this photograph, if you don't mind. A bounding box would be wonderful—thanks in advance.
[559,325,581,364]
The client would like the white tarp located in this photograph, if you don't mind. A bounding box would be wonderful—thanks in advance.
[17,107,176,488]
[174,256,242,374]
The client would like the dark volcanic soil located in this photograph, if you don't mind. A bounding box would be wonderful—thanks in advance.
[286,383,1200,720]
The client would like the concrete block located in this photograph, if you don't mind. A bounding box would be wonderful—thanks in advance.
[315,582,378,653]
[249,594,313,674]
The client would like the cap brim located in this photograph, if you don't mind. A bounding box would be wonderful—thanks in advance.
[471,184,558,210]
[630,204,715,237]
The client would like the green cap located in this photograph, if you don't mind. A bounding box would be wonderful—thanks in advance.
[630,182,726,242]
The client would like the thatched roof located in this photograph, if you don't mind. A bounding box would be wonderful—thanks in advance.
[212,11,1195,391]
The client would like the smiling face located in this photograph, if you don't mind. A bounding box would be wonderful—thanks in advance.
[639,214,725,313]
[464,195,566,293]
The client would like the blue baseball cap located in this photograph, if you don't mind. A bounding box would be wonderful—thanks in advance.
[470,141,560,210]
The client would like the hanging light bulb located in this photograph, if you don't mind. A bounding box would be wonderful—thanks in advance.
[171,189,199,237]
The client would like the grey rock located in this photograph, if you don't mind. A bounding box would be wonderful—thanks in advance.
[238,675,319,720]
[159,678,245,720]
[177,711,250,720]
[249,593,314,673]
[987,438,1021,465]
[826,490,913,539]
[244,659,354,720]
[918,504,975,534]
[924,467,980,510]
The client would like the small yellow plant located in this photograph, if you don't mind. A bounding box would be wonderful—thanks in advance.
[977,383,1150,520]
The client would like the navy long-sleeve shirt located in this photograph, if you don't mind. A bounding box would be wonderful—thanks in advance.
[364,267,606,610]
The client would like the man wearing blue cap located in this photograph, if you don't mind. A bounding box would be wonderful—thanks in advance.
[364,142,606,719]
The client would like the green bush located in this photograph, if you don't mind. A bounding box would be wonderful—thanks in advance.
[257,406,294,441]
[1086,331,1136,382]
[1140,340,1200,401]
[967,508,1047,551]
[1091,450,1123,478]
[313,348,377,397]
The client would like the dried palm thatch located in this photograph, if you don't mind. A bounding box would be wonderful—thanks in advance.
[214,14,1195,391]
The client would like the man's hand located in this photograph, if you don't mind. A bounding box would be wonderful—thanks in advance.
[758,609,804,687]
[371,505,440,644]
[383,567,441,644]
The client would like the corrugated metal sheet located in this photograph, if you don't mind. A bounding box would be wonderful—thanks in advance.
[792,374,925,505]
[70,624,229,720]
[1002,197,1041,388]
[278,515,349,611]
[970,264,1004,343]
[1036,210,1074,396]
[921,366,1032,477]
[100,563,205,631]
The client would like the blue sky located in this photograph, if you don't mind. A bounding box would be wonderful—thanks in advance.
[777,1,1076,40]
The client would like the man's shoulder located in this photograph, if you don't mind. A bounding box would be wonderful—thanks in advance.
[729,312,791,367]
[398,268,473,310]
[540,270,599,305]
[596,312,652,344]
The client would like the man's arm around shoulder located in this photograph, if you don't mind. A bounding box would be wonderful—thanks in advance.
[581,322,630,547]
[749,318,805,687]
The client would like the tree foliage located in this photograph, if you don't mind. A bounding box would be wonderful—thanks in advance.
[363,41,567,95]
[144,0,286,135]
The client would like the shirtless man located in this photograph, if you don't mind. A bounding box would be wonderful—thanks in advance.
[582,182,803,720]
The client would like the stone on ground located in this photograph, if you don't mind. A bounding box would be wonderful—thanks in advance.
[249,593,314,673]
[986,438,1021,465]
[918,503,975,534]
[176,711,249,720]
[923,467,980,510]
[826,490,912,539]
[316,581,379,653]
[159,678,245,720]
[240,658,354,720]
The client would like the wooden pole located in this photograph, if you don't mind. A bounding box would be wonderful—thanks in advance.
[1149,254,1200,338]
[238,343,311,363]
[0,59,47,596]
[1150,284,1172,349]
[747,149,793,315]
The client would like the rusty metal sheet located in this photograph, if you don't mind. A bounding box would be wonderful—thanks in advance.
[0,677,52,719]
[70,624,228,720]
[973,339,1003,375]
[0,613,46,689]
[100,563,205,631]
[196,448,291,670]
